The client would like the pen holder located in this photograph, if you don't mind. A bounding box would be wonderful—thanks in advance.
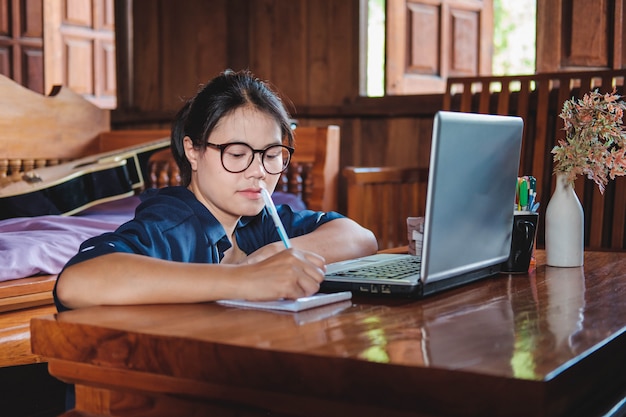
[407,217,425,256]
[501,211,539,274]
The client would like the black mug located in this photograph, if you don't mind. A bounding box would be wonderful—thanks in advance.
[501,212,539,274]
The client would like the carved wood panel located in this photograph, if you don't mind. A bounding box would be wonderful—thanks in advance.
[44,0,116,109]
[563,0,609,67]
[0,0,44,93]
[536,0,625,72]
[386,0,492,94]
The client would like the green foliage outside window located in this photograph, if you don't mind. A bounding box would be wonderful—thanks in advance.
[492,0,536,75]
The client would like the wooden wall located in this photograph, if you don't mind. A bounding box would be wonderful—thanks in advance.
[44,0,117,109]
[0,0,44,94]
[112,0,440,150]
[536,0,626,72]
[111,0,626,214]
[112,0,441,213]
[116,0,360,116]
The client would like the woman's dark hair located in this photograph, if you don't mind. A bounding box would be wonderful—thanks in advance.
[170,69,294,186]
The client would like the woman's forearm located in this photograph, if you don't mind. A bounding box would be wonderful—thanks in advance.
[290,218,378,263]
[55,253,241,308]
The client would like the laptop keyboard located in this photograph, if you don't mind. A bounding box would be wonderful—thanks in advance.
[326,256,421,280]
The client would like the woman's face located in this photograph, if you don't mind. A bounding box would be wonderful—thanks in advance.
[184,106,284,228]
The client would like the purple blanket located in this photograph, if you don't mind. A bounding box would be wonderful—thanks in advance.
[0,197,141,281]
[0,192,306,281]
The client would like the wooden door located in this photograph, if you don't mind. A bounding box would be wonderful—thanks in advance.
[386,0,493,94]
[0,0,44,93]
[44,0,116,108]
[536,0,626,72]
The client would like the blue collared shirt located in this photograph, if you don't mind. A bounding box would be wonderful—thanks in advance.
[53,186,343,311]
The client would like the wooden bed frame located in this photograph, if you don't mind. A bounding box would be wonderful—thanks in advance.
[0,74,339,376]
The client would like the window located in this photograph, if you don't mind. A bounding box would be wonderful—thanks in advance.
[366,0,386,97]
[492,0,536,75]
[365,0,536,96]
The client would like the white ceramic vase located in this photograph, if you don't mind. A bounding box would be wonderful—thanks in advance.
[545,173,584,267]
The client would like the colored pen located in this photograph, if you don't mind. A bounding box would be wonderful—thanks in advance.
[519,178,528,211]
[528,176,536,195]
[531,202,540,213]
[527,190,535,211]
[260,186,292,249]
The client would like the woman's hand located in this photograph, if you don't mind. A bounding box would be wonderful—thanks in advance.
[234,248,326,301]
[243,241,285,264]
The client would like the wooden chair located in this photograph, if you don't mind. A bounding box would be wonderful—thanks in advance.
[344,166,428,249]
[444,70,626,250]
[146,125,341,212]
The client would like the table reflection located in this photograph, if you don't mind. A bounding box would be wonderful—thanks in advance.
[32,251,626,417]
[51,253,624,384]
[544,266,586,352]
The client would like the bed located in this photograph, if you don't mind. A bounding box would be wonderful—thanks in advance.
[0,73,340,371]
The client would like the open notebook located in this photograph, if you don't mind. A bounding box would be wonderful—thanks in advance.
[321,111,523,298]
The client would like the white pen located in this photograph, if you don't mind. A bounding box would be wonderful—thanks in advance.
[260,186,292,249]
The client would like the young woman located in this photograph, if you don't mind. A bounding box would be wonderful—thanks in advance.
[54,69,377,311]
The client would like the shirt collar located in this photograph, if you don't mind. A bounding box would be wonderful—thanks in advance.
[164,187,265,256]
[160,187,232,250]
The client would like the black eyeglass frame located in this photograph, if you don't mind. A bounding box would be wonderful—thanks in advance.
[206,141,295,174]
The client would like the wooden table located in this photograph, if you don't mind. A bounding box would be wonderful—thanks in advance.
[31,250,626,417]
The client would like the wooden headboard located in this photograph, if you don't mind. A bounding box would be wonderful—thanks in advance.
[0,74,170,219]
[0,74,172,190]
[0,74,109,172]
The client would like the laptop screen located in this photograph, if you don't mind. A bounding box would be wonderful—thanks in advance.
[421,111,523,284]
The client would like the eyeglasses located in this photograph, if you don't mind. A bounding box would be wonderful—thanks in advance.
[206,141,294,174]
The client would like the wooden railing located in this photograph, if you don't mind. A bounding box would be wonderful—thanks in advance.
[445,70,626,250]
[345,70,626,251]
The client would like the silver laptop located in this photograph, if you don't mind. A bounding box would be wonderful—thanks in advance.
[321,111,523,298]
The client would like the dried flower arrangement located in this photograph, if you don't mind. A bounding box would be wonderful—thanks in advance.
[552,89,626,194]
